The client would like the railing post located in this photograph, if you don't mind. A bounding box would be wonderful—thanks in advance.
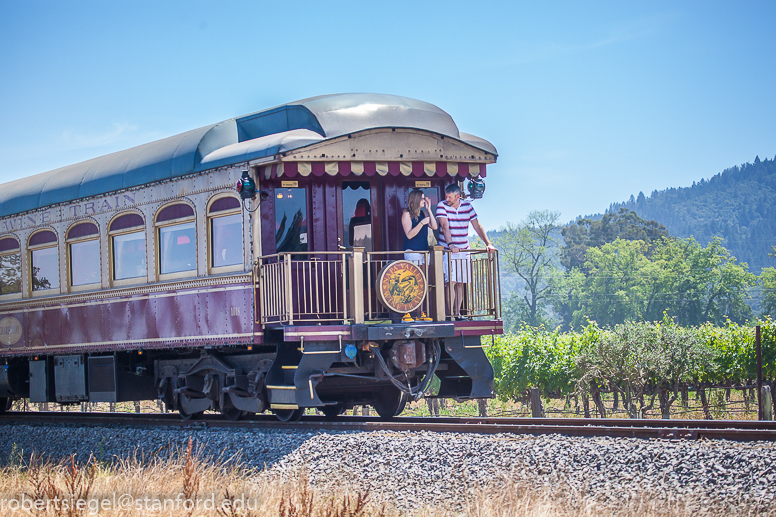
[366,253,373,319]
[486,252,498,319]
[255,259,264,325]
[494,249,502,319]
[341,252,348,324]
[284,253,293,325]
[349,247,365,324]
[430,245,446,322]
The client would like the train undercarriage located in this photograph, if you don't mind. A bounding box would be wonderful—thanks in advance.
[0,323,494,421]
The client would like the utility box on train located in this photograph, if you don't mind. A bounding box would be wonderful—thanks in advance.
[29,359,56,403]
[88,356,118,402]
[88,355,157,403]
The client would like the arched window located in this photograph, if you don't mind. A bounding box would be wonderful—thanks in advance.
[0,236,21,297]
[67,222,100,289]
[155,203,196,279]
[28,230,59,292]
[208,196,242,273]
[109,213,146,284]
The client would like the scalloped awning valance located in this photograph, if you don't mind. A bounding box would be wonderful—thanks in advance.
[258,161,486,180]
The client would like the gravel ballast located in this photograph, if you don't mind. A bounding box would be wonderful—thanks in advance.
[0,423,773,511]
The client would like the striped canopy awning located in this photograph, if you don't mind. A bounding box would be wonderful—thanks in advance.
[258,161,486,180]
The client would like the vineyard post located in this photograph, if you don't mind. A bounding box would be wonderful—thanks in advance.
[529,388,544,418]
[757,325,763,421]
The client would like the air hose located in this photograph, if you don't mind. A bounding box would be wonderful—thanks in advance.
[370,339,441,399]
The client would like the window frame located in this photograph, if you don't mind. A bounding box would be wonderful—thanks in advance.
[108,212,147,287]
[0,236,22,301]
[154,202,197,282]
[272,185,310,255]
[206,194,243,275]
[66,221,101,293]
[27,229,60,297]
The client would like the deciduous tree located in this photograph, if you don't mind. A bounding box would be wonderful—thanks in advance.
[561,208,668,271]
[494,210,561,327]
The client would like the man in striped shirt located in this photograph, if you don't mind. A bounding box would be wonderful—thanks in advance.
[436,184,496,319]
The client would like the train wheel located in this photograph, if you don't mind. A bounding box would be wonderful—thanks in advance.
[0,398,9,414]
[178,408,199,421]
[273,408,303,422]
[395,392,408,416]
[321,405,344,421]
[221,408,246,421]
[373,387,405,420]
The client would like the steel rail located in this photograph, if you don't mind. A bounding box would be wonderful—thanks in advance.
[2,412,776,441]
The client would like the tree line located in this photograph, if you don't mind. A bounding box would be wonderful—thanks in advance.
[610,155,776,275]
[489,207,776,331]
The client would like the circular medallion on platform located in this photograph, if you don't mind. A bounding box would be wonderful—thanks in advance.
[376,260,427,313]
[0,317,22,346]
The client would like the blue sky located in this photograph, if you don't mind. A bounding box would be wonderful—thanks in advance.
[1,1,774,229]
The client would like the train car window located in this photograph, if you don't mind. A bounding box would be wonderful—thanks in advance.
[208,196,242,272]
[157,203,194,222]
[0,237,21,297]
[109,213,147,283]
[109,213,144,232]
[28,230,59,292]
[343,182,372,252]
[155,203,196,278]
[274,188,307,253]
[66,222,100,289]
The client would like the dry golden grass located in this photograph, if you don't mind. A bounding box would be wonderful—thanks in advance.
[0,437,393,517]
[0,439,771,516]
[455,476,775,517]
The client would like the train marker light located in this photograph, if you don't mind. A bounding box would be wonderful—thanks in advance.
[345,343,357,359]
[236,170,256,200]
[466,177,486,199]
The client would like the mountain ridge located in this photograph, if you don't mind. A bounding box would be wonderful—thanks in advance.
[600,155,776,273]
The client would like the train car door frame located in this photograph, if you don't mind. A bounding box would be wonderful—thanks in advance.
[260,177,313,257]
[337,179,383,253]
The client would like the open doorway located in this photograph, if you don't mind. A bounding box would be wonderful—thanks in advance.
[342,181,372,252]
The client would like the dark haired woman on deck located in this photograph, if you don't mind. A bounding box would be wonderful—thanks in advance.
[402,189,437,264]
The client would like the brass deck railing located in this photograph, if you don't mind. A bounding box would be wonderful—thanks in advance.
[256,252,348,325]
[255,247,501,325]
[445,249,501,319]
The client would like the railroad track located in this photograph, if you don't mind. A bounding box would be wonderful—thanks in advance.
[2,411,776,441]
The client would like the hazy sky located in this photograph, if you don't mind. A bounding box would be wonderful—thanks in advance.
[1,1,774,228]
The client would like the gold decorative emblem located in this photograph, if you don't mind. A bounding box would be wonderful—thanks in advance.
[0,317,22,346]
[376,260,427,313]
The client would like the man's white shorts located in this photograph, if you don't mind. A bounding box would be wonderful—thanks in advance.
[444,251,471,283]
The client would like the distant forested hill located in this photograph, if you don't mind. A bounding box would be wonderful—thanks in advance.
[608,155,776,273]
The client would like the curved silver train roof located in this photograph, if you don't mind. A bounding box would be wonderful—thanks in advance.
[0,93,497,218]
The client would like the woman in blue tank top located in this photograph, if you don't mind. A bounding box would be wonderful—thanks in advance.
[402,189,438,264]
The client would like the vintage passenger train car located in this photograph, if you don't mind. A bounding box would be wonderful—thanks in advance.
[0,93,502,420]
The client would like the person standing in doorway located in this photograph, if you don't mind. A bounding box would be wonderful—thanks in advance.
[436,183,495,318]
[402,189,438,264]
